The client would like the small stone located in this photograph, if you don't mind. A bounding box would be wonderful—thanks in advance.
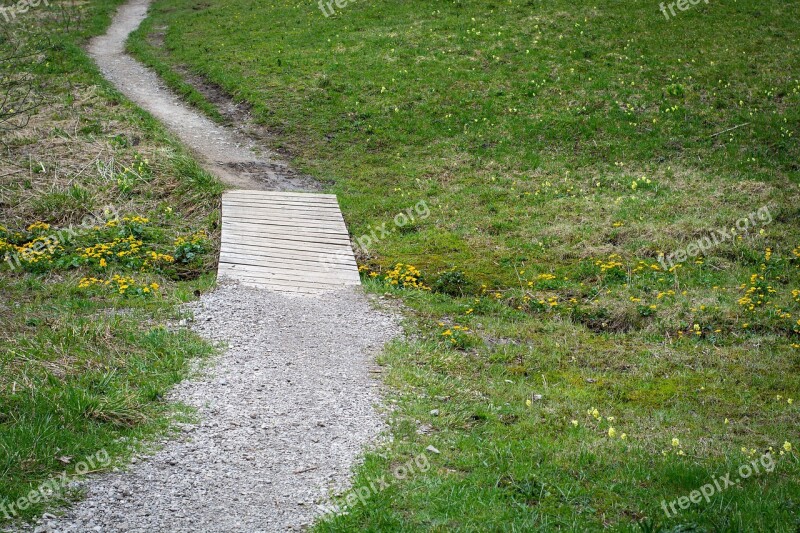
[429,409,439,416]
[425,445,441,454]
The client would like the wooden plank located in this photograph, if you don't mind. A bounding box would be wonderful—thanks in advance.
[221,232,353,255]
[221,223,348,240]
[220,241,357,266]
[218,263,358,288]
[222,224,350,245]
[220,254,361,285]
[224,189,338,199]
[221,213,346,229]
[220,241,356,262]
[224,190,338,202]
[219,246,358,270]
[219,254,359,282]
[222,205,345,222]
[223,198,343,210]
[222,214,347,232]
[217,275,327,294]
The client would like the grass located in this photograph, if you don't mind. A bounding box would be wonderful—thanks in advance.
[0,0,222,524]
[128,0,800,529]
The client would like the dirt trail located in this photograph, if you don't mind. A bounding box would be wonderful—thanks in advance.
[18,3,405,533]
[87,0,314,191]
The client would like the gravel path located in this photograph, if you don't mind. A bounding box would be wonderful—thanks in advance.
[87,0,316,191]
[26,283,397,532]
[16,4,402,531]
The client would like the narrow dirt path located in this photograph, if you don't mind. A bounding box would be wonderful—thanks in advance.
[87,0,315,191]
[18,3,402,532]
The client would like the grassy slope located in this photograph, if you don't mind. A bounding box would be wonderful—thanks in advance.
[0,0,223,523]
[134,0,800,530]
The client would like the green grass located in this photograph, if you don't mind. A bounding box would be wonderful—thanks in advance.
[130,0,800,529]
[0,0,222,524]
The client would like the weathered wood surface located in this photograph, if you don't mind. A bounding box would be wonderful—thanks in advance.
[218,190,360,293]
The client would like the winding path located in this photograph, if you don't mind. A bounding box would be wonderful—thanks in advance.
[87,0,310,191]
[22,2,399,532]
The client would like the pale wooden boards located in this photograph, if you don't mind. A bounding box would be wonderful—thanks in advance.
[218,190,360,294]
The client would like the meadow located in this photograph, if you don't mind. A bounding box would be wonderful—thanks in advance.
[0,0,797,529]
[129,0,800,529]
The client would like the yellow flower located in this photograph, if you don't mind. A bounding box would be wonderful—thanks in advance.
[27,221,50,232]
[620,433,627,440]
[784,441,792,452]
[608,427,616,438]
[441,330,452,336]
[525,399,532,407]
[571,420,578,427]
[671,438,680,447]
